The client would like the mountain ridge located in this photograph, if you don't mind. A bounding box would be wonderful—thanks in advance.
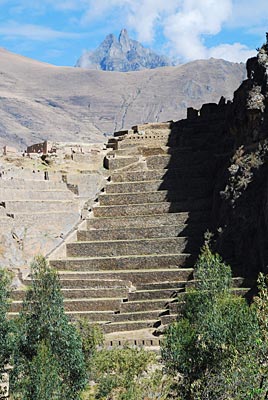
[75,29,173,72]
[0,47,246,148]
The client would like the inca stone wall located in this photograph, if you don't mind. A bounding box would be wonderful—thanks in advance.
[209,45,268,283]
[8,43,268,344]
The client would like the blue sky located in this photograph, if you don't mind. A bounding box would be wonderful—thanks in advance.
[0,0,267,66]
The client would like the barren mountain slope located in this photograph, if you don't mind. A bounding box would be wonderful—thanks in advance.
[0,48,246,148]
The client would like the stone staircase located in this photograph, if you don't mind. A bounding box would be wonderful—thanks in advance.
[47,122,214,336]
[10,120,251,343]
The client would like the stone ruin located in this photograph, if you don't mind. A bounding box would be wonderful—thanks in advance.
[0,141,108,276]
[5,39,268,347]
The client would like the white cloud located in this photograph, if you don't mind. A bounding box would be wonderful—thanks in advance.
[163,0,233,61]
[1,0,265,62]
[209,43,256,63]
[77,0,258,62]
[124,0,178,43]
[80,0,178,43]
[0,21,82,41]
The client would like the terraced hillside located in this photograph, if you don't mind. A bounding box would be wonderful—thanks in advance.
[9,45,268,346]
[9,106,252,345]
[0,147,107,270]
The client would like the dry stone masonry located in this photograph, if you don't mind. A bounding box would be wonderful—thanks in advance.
[10,41,268,344]
[10,116,249,345]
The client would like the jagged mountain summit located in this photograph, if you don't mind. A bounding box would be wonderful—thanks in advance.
[75,29,173,72]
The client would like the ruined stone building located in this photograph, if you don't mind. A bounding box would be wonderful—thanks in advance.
[6,44,268,345]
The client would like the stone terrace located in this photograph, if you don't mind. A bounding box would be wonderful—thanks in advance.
[0,168,80,271]
[10,111,251,345]
[0,146,107,271]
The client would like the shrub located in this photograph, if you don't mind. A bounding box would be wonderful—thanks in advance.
[10,256,87,400]
[76,319,104,365]
[161,245,261,399]
[0,269,13,399]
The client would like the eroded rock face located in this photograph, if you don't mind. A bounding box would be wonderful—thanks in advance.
[229,47,268,146]
[210,44,268,281]
[75,29,172,72]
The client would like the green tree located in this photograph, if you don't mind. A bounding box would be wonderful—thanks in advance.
[10,256,87,400]
[21,341,62,400]
[161,244,261,399]
[76,319,104,366]
[0,269,12,399]
[89,346,157,400]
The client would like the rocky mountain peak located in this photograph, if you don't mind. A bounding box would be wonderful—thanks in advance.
[75,29,173,72]
[118,29,131,53]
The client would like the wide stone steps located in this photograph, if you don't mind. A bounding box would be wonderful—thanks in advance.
[0,189,75,201]
[78,223,206,241]
[56,268,193,285]
[107,145,191,157]
[145,152,212,169]
[119,298,178,313]
[12,211,80,225]
[10,298,124,313]
[112,310,166,322]
[105,178,210,193]
[87,211,210,230]
[104,156,139,170]
[27,278,130,290]
[102,320,159,334]
[40,125,220,340]
[105,150,212,170]
[50,253,194,271]
[99,188,211,206]
[128,287,184,301]
[0,180,67,190]
[161,314,177,325]
[66,311,117,322]
[66,237,202,258]
[11,288,129,301]
[110,167,214,183]
[116,138,171,150]
[136,280,188,291]
[4,200,78,213]
[93,198,211,218]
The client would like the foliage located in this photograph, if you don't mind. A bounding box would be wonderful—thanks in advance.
[19,340,62,400]
[76,319,104,364]
[10,255,87,400]
[221,142,268,206]
[91,346,155,399]
[0,269,13,399]
[82,345,171,400]
[161,244,262,399]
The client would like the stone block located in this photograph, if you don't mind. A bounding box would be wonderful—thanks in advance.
[63,298,122,312]
[87,211,209,230]
[99,187,211,206]
[104,156,139,170]
[5,200,78,213]
[66,237,200,258]
[119,299,173,313]
[57,268,193,285]
[128,288,184,301]
[77,223,206,241]
[50,253,193,271]
[93,198,211,218]
[102,320,158,334]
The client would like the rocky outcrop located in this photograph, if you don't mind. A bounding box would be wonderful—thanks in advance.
[208,42,268,282]
[75,29,172,71]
